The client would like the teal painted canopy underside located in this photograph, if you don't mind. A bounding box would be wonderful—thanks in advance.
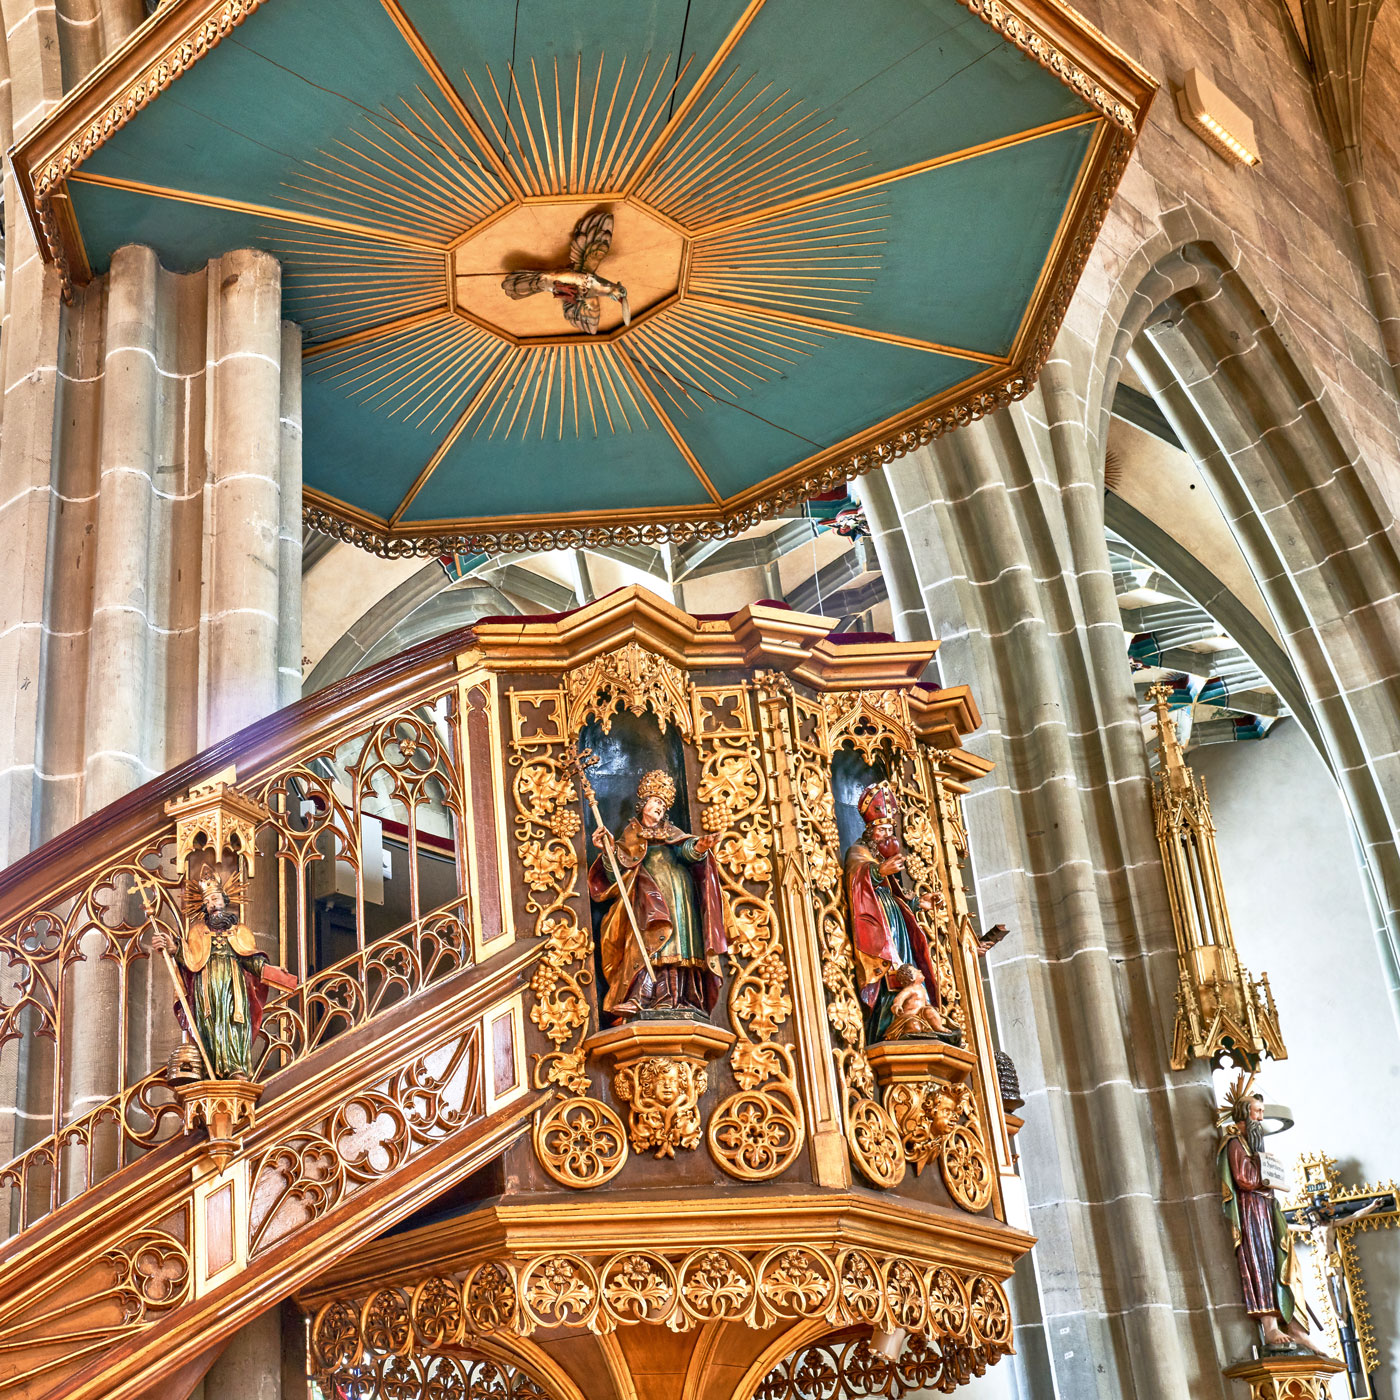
[62,0,1105,537]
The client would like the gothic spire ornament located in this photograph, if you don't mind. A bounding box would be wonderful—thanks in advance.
[1147,684,1287,1071]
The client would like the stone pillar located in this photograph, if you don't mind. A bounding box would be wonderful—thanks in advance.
[868,355,1245,1397]
[0,241,303,1232]
[203,249,287,747]
[82,245,162,813]
[202,1306,282,1400]
[54,0,143,92]
[277,321,304,710]
[852,471,934,645]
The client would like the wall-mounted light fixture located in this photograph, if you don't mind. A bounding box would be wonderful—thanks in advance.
[1177,67,1261,167]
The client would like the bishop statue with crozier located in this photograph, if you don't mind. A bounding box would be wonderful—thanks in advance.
[590,769,727,1020]
[150,869,297,1081]
[844,784,949,1042]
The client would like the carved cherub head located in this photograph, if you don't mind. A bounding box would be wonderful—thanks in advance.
[639,1057,683,1106]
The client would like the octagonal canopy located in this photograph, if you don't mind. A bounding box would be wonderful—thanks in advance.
[15,0,1153,553]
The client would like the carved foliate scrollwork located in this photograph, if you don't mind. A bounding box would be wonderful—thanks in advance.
[508,687,628,1188]
[694,683,805,1182]
[564,642,692,740]
[314,1247,1014,1358]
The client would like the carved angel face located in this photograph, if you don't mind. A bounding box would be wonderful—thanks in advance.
[644,1060,683,1105]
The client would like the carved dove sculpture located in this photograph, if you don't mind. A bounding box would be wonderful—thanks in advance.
[501,209,631,336]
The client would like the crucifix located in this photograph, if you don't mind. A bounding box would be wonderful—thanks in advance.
[1285,1154,1400,1399]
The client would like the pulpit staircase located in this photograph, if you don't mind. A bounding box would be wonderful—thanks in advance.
[0,629,541,1400]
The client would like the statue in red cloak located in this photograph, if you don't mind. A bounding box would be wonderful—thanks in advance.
[843,784,946,1043]
[1218,1080,1327,1356]
[588,769,727,1021]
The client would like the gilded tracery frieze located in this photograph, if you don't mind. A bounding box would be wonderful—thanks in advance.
[311,1247,1014,1358]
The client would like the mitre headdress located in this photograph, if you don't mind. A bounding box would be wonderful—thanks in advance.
[636,770,677,806]
[857,784,895,826]
[184,863,246,915]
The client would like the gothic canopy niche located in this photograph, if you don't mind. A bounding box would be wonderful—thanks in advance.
[14,0,1153,553]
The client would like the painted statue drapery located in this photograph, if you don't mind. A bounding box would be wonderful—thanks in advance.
[844,784,942,1042]
[589,770,725,1019]
[165,878,270,1080]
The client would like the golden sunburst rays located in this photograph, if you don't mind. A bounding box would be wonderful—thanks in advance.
[456,342,658,443]
[623,299,830,417]
[686,195,887,316]
[308,315,509,432]
[275,230,446,341]
[631,67,870,229]
[458,52,695,198]
[282,88,510,241]
[284,41,897,506]
[317,328,667,448]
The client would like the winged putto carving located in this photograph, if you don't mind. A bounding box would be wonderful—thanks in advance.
[501,209,631,335]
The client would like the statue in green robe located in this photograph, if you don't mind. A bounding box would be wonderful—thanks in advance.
[588,769,727,1020]
[151,873,294,1080]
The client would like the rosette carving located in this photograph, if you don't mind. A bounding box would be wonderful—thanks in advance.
[411,1276,465,1348]
[362,1286,413,1356]
[695,683,804,1182]
[600,1251,678,1327]
[968,1275,1012,1350]
[532,1097,627,1189]
[757,1246,837,1321]
[520,1254,600,1331]
[940,1085,995,1213]
[463,1261,517,1337]
[676,1249,756,1325]
[313,1297,364,1370]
